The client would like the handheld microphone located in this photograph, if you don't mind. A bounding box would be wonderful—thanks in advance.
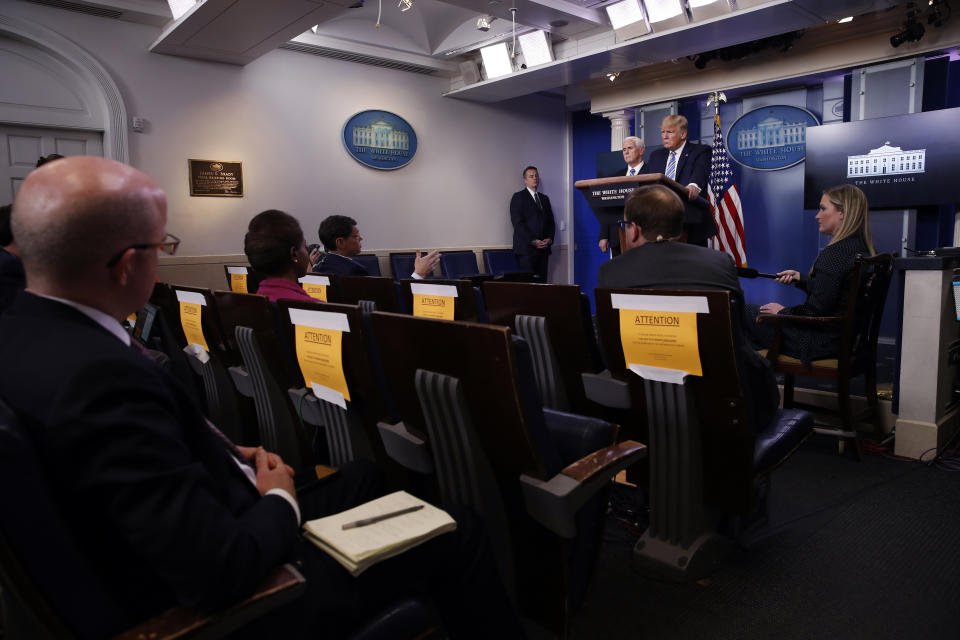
[736,267,778,279]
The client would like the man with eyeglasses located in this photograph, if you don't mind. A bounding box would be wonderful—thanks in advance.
[598,184,778,435]
[0,157,523,639]
[313,214,440,278]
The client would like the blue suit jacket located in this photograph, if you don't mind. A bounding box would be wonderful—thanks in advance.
[0,293,299,635]
[510,189,555,256]
[312,251,369,276]
[642,142,716,243]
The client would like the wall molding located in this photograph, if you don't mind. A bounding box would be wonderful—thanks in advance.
[0,13,128,162]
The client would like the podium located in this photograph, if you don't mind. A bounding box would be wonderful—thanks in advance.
[574,174,705,245]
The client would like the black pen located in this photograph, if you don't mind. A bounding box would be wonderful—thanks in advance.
[341,504,424,530]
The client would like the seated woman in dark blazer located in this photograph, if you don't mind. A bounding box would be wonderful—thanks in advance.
[244,209,316,302]
[747,184,876,364]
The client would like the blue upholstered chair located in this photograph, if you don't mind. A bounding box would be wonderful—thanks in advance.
[352,254,382,276]
[389,252,417,281]
[439,250,481,278]
[483,249,521,275]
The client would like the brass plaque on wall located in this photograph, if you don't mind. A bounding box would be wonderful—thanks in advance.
[188,159,243,197]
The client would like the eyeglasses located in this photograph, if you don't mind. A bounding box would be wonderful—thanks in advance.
[617,220,635,231]
[106,232,180,267]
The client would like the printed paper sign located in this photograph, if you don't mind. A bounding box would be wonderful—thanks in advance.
[611,294,709,382]
[289,308,351,409]
[299,275,330,302]
[410,283,457,321]
[175,290,209,352]
[227,266,248,293]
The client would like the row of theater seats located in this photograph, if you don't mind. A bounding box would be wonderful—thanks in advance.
[311,248,524,281]
[132,273,815,635]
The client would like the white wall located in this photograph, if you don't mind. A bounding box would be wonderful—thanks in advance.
[1,2,569,261]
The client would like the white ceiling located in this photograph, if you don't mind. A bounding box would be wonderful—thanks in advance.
[14,0,926,101]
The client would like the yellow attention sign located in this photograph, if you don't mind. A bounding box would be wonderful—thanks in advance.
[294,324,350,403]
[413,294,455,320]
[230,273,248,293]
[302,283,327,302]
[179,301,209,352]
[618,308,702,376]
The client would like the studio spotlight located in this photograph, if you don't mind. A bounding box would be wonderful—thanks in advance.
[607,72,620,81]
[891,6,925,47]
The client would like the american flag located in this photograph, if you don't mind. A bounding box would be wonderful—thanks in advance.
[707,114,747,266]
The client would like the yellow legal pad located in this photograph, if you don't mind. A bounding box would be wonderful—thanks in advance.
[303,491,456,576]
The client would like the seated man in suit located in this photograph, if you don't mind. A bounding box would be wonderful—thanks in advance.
[599,136,646,257]
[598,185,779,434]
[313,214,440,279]
[641,115,715,246]
[0,157,522,639]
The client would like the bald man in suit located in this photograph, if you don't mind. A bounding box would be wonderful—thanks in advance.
[0,156,522,639]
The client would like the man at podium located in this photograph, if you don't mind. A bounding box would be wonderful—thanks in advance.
[599,136,646,257]
[641,115,715,246]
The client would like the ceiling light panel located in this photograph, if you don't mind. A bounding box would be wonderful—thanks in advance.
[644,0,687,31]
[606,0,645,29]
[480,42,513,78]
[167,0,196,21]
[519,30,554,67]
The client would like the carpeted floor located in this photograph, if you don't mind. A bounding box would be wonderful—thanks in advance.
[568,436,960,640]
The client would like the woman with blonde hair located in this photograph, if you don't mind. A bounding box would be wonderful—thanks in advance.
[747,184,876,363]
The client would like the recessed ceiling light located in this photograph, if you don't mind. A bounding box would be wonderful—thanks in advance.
[837,16,853,23]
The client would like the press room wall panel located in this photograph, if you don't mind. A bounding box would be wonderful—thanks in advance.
[1,1,568,261]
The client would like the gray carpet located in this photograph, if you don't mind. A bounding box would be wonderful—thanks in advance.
[569,437,960,639]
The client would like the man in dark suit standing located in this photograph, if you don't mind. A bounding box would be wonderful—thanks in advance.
[510,166,555,282]
[598,185,778,435]
[313,214,439,279]
[641,115,716,246]
[599,136,646,258]
[0,157,522,639]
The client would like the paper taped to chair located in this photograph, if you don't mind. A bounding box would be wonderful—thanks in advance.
[410,283,457,320]
[227,266,248,293]
[611,293,709,382]
[298,275,330,302]
[175,289,209,352]
[288,308,351,407]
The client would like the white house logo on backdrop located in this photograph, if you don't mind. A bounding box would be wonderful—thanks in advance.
[727,105,819,171]
[342,110,418,171]
[847,142,926,180]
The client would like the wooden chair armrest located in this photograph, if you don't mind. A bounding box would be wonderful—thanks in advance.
[114,564,305,640]
[519,440,646,538]
[756,313,845,326]
[561,440,647,483]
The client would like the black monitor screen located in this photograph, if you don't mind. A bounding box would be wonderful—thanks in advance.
[804,107,960,209]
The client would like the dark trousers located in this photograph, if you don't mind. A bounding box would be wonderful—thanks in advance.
[277,461,524,639]
[515,250,549,282]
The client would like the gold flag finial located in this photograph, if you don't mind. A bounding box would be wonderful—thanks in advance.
[707,90,727,116]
